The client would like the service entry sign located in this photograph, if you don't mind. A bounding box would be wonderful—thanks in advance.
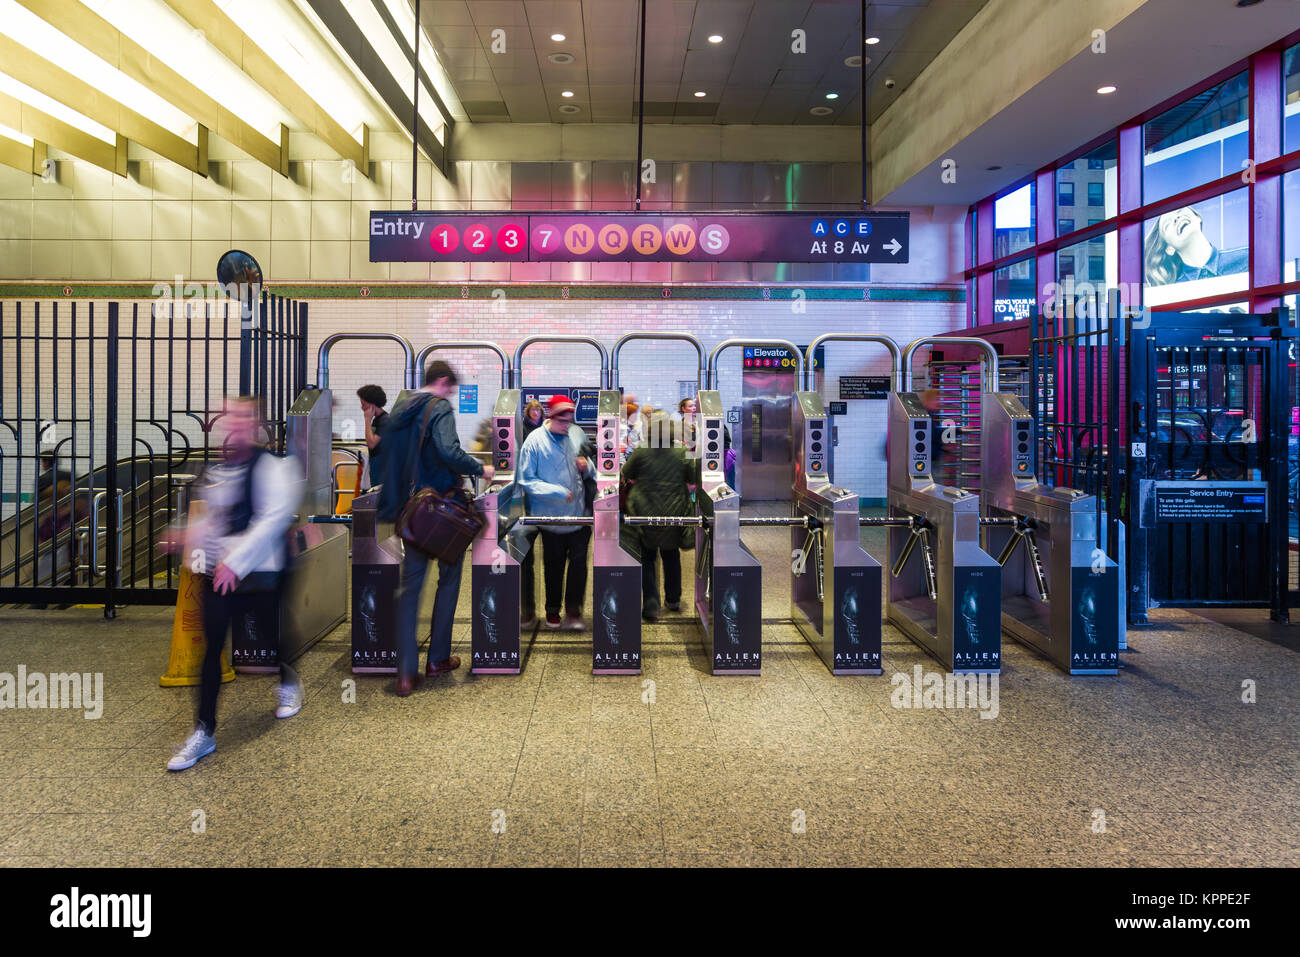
[1153,482,1269,524]
[369,211,909,263]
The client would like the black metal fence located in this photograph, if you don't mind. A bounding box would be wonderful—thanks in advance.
[0,293,306,616]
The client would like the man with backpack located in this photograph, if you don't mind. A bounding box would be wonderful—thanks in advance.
[376,360,494,696]
[159,396,305,771]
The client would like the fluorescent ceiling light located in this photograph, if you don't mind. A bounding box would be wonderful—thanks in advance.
[0,0,197,142]
[0,73,116,144]
[0,121,33,146]
[377,0,467,123]
[80,0,291,143]
[214,0,380,143]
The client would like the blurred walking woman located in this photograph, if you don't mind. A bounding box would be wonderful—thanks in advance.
[623,411,694,620]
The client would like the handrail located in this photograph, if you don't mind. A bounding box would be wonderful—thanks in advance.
[803,334,902,391]
[415,340,511,389]
[512,335,610,389]
[706,338,804,390]
[317,333,417,390]
[901,336,1000,393]
[609,332,706,390]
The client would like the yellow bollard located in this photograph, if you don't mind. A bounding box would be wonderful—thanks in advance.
[159,564,234,687]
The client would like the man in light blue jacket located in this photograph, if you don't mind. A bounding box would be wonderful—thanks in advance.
[515,394,591,630]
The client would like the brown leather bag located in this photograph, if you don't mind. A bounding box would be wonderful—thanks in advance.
[395,399,484,563]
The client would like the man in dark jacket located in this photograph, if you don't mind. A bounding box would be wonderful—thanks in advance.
[623,412,694,620]
[379,360,494,696]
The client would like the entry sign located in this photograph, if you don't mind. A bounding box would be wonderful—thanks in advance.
[369,211,909,263]
[458,384,478,414]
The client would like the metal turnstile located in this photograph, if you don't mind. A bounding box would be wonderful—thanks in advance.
[981,393,1121,674]
[350,492,403,672]
[590,391,642,674]
[887,338,1002,673]
[790,391,882,674]
[470,388,526,674]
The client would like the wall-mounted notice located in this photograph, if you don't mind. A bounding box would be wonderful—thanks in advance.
[1154,483,1268,524]
[369,211,909,264]
[838,376,891,399]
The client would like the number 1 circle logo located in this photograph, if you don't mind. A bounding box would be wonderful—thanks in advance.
[429,224,460,254]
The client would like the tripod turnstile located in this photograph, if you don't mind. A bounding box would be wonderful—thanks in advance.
[981,393,1121,674]
[790,392,882,674]
[591,391,642,674]
[470,389,526,674]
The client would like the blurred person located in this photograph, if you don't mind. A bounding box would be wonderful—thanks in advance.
[158,396,305,771]
[516,394,591,630]
[623,411,694,620]
[377,360,493,697]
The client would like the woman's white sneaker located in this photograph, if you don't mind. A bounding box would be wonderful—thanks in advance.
[167,728,215,771]
[275,682,303,719]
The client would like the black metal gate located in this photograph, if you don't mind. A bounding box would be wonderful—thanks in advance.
[0,294,306,616]
[1127,310,1294,623]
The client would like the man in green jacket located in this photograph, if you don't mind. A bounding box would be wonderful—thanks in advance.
[623,411,695,620]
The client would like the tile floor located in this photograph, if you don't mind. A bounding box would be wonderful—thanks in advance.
[1,522,1297,867]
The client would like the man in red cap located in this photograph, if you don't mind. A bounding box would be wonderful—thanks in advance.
[515,394,592,629]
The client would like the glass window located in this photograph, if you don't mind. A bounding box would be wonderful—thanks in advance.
[993,258,1036,322]
[1285,169,1298,285]
[1057,139,1116,224]
[1143,71,1248,204]
[994,182,1035,258]
[969,206,978,267]
[1286,43,1299,153]
[1055,231,1117,314]
[1088,218,1102,227]
[1058,218,1074,236]
[1143,187,1249,307]
[1185,302,1249,314]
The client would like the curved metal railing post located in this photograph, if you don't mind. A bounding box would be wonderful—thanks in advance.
[512,335,610,390]
[316,333,417,390]
[901,336,1000,393]
[803,334,902,392]
[609,331,706,390]
[705,337,804,390]
[414,340,511,390]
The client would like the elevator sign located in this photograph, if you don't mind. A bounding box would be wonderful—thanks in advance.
[369,211,909,263]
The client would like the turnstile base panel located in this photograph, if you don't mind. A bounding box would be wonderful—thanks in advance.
[594,668,640,676]
[888,598,1000,675]
[1001,597,1118,676]
[472,667,521,675]
[351,666,398,675]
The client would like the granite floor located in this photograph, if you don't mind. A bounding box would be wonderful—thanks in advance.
[1,518,1298,868]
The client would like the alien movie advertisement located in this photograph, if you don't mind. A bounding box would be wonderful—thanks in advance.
[1070,568,1120,671]
[833,567,882,673]
[593,567,642,673]
[471,563,521,673]
[230,592,282,672]
[352,564,400,672]
[711,568,761,673]
[950,567,1001,672]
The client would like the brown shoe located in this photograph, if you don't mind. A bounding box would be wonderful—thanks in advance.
[426,655,461,677]
[395,674,423,697]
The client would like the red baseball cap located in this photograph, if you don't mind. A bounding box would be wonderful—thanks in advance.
[547,394,576,417]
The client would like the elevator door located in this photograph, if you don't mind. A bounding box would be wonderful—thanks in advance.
[739,395,792,501]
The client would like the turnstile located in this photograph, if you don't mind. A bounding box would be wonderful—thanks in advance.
[790,392,882,674]
[590,391,642,674]
[887,338,1002,673]
[350,492,403,673]
[470,389,526,674]
[981,393,1121,674]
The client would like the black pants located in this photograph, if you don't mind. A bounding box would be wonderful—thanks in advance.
[540,527,591,617]
[198,575,294,734]
[520,528,538,620]
[641,546,682,613]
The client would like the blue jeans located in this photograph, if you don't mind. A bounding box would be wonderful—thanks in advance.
[395,547,464,679]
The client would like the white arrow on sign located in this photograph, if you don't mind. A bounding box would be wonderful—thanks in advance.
[885,238,902,256]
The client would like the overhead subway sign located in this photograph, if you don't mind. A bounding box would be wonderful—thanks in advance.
[369,211,909,263]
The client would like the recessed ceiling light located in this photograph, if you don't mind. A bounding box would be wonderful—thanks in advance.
[558,104,580,114]
[1235,0,1263,7]
[551,33,566,41]
[825,92,839,100]
[810,106,833,116]
[548,52,575,64]
[561,90,574,97]
[1097,85,1117,94]
[694,90,707,97]
[865,36,880,45]
[844,55,868,68]
[987,165,1002,171]
[707,34,723,44]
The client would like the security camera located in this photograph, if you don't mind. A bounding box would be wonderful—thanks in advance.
[884,77,896,89]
